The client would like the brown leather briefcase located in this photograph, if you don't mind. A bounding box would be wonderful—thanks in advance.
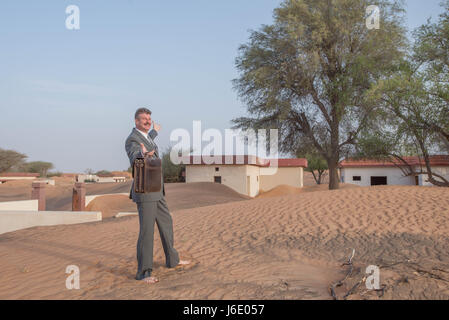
[133,157,162,193]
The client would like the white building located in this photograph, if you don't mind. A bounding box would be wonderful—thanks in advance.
[76,174,127,183]
[339,155,449,187]
[181,155,308,197]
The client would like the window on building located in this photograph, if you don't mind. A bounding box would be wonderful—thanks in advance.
[353,176,361,181]
[214,176,222,183]
[215,167,219,172]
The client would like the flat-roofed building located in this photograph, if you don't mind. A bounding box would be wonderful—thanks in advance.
[181,155,308,197]
[339,155,449,186]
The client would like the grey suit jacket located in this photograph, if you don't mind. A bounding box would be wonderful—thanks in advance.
[125,127,165,202]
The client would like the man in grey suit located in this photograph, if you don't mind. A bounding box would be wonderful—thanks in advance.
[125,107,189,284]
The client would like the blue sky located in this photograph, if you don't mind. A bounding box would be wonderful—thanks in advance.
[0,0,446,173]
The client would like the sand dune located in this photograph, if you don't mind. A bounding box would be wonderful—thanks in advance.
[257,184,303,198]
[257,183,359,198]
[0,178,134,211]
[85,182,250,219]
[1,185,448,299]
[0,179,249,211]
[85,195,134,219]
[0,177,75,203]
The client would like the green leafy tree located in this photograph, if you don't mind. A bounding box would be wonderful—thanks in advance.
[162,147,186,183]
[305,153,328,185]
[232,0,407,189]
[0,148,27,172]
[22,161,54,177]
[413,0,449,151]
[358,1,449,187]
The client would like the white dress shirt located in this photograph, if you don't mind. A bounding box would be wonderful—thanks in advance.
[136,128,151,142]
[135,127,157,157]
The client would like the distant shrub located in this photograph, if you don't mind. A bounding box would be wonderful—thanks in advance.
[47,171,63,177]
[95,170,112,176]
[162,147,186,183]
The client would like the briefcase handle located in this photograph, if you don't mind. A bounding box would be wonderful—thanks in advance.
[144,157,162,168]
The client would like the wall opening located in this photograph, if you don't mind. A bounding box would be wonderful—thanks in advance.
[370,176,387,186]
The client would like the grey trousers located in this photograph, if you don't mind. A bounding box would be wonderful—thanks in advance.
[135,196,179,280]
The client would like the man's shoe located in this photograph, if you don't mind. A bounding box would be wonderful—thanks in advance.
[135,269,152,280]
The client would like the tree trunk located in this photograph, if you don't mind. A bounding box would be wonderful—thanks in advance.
[328,160,340,190]
[415,132,449,187]
[311,170,319,184]
[317,170,324,185]
[329,102,340,190]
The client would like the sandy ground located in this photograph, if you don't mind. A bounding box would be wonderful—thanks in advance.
[257,171,355,198]
[0,178,249,212]
[85,195,134,219]
[0,177,135,211]
[0,171,318,204]
[0,177,114,197]
[85,182,250,219]
[1,183,449,299]
[257,183,359,198]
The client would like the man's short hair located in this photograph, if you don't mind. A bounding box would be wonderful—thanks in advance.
[135,107,152,119]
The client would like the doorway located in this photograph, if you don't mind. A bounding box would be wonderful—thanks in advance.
[370,176,387,186]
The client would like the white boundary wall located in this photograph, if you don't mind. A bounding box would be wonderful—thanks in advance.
[0,200,38,211]
[0,211,102,235]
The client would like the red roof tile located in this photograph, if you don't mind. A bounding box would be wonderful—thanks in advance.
[275,158,308,167]
[340,155,449,168]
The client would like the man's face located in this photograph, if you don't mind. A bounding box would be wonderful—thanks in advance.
[135,113,152,132]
